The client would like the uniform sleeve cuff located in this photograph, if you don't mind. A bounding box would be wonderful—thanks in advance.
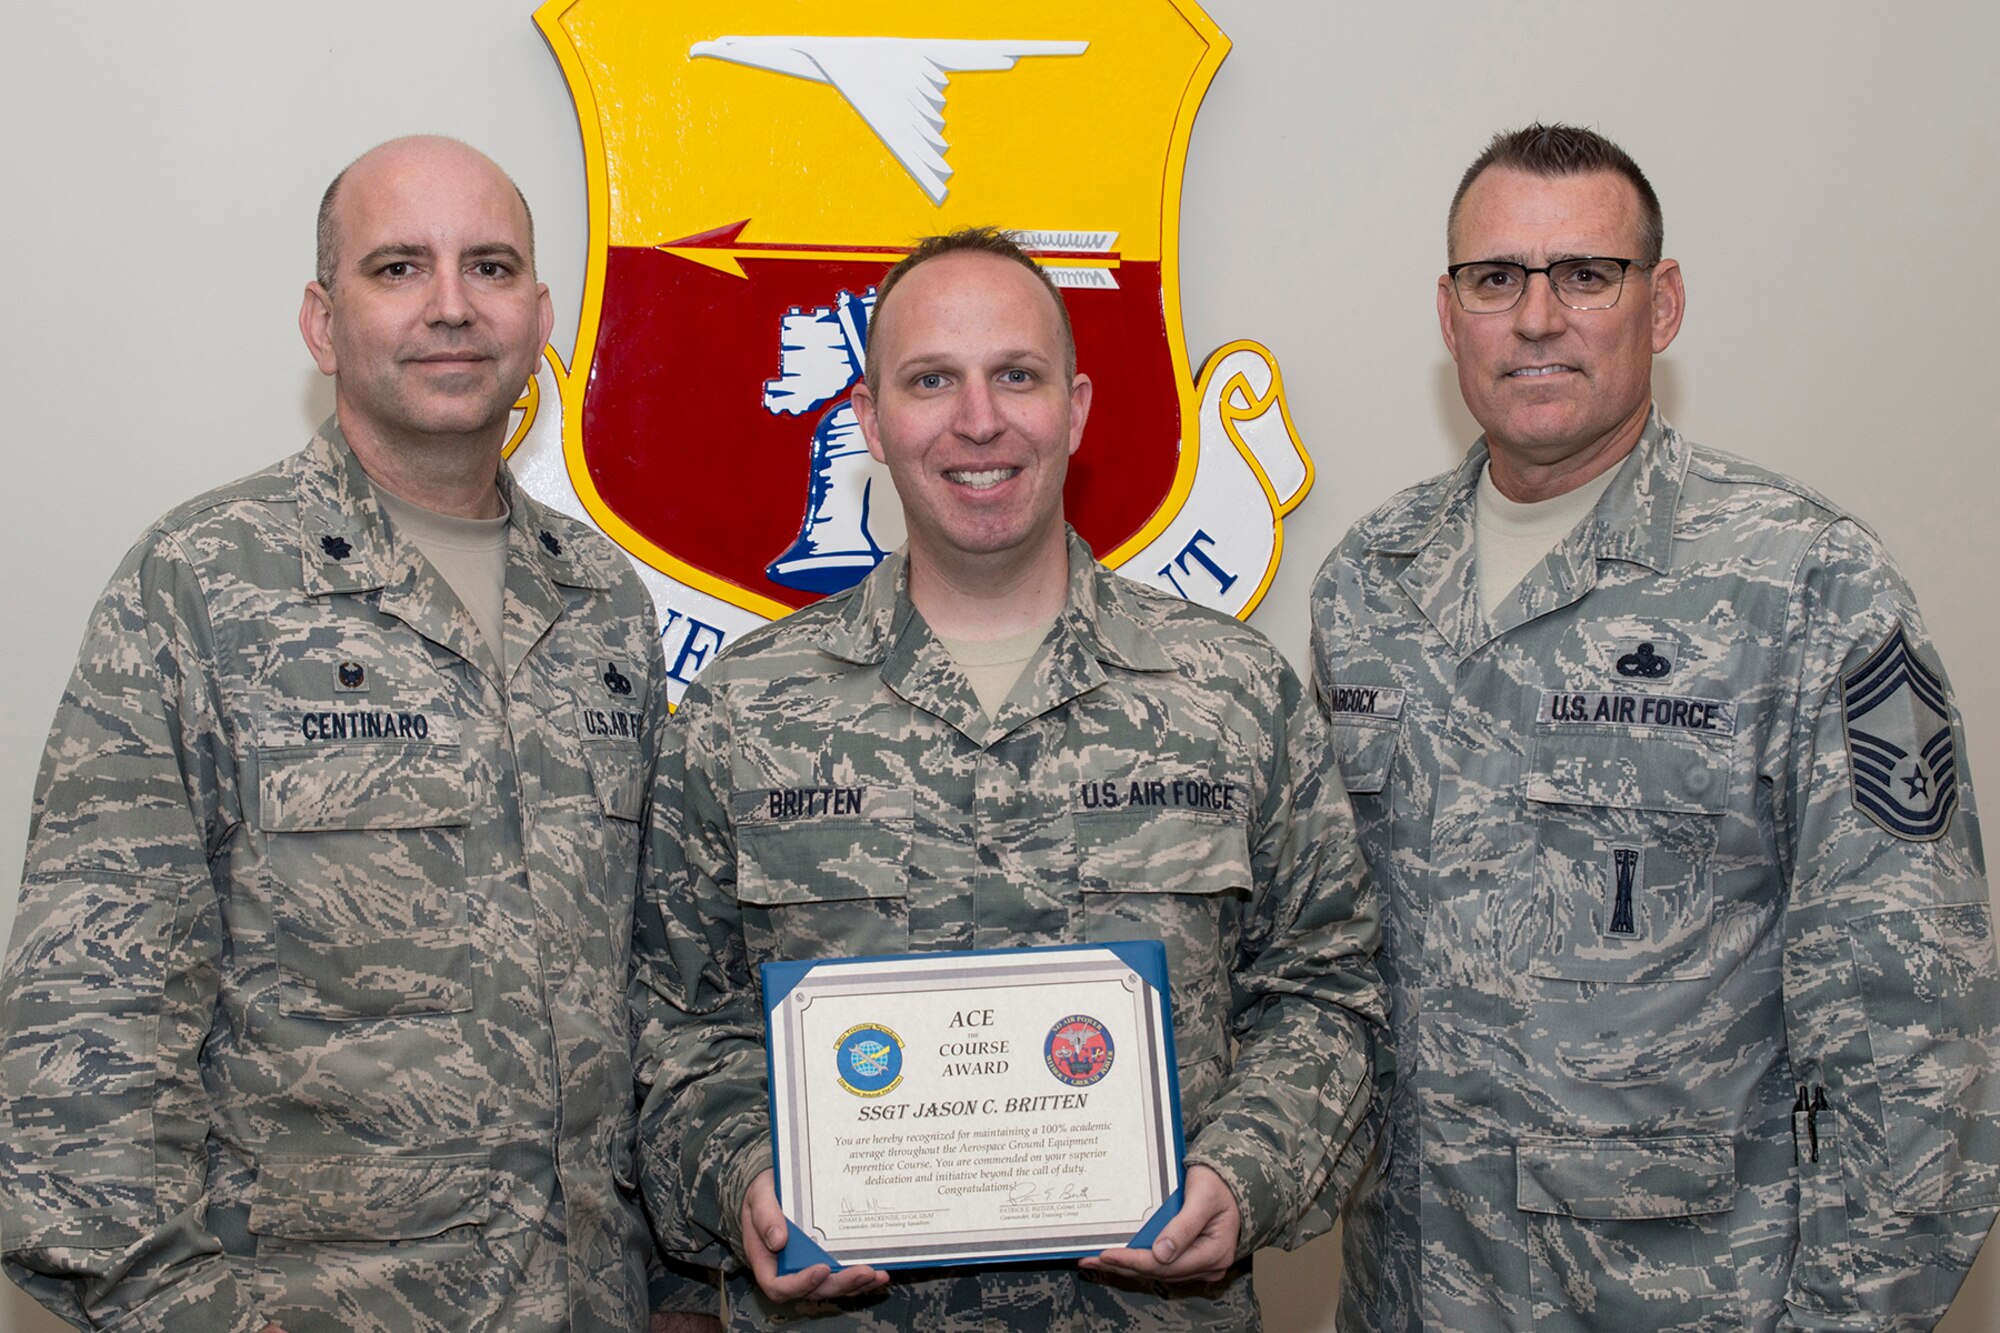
[720,1138,776,1266]
[96,1266,262,1333]
[1182,1137,1279,1257]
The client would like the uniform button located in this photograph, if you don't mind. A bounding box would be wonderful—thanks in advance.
[1685,765,1713,794]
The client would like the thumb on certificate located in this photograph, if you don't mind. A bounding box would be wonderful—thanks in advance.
[1155,1164,1240,1271]
[745,1170,790,1254]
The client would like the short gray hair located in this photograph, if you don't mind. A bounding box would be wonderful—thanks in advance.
[1448,122,1663,264]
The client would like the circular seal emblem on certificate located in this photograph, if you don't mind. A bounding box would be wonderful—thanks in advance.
[835,1023,905,1097]
[1044,1015,1115,1087]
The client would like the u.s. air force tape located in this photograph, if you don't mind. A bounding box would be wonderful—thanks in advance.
[1538,690,1736,736]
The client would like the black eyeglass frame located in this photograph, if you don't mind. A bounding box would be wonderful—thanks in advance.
[1445,256,1655,313]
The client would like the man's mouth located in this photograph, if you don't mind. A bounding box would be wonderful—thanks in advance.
[946,467,1019,490]
[1506,364,1577,379]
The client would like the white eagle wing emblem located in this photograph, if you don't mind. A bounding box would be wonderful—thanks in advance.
[689,36,1088,203]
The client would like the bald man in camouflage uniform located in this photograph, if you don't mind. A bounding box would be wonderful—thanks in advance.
[0,138,703,1331]
[633,229,1383,1330]
[1314,124,1999,1330]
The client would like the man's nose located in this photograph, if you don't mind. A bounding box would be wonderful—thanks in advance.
[954,380,1002,442]
[1511,270,1569,339]
[427,268,472,325]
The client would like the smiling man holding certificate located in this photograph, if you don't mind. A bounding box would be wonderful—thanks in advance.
[633,228,1385,1329]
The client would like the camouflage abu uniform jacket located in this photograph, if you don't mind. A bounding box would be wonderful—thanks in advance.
[634,531,1384,1331]
[1,422,667,1332]
[1312,411,1999,1331]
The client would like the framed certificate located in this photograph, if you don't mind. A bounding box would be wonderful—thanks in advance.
[761,941,1185,1272]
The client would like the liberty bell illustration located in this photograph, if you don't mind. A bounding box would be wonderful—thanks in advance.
[765,287,904,594]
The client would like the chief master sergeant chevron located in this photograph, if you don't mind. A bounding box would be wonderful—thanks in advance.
[632,227,1385,1330]
[1312,122,2000,1330]
[0,137,713,1331]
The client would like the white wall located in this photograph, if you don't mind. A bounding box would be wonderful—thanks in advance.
[2,3,1995,1328]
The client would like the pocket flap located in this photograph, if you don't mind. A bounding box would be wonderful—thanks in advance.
[259,744,470,831]
[737,809,911,906]
[1330,719,1396,795]
[585,745,645,822]
[249,1152,491,1240]
[1516,1134,1735,1219]
[1528,732,1730,815]
[1077,809,1251,896]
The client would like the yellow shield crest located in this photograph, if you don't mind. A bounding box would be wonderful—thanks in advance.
[511,0,1312,699]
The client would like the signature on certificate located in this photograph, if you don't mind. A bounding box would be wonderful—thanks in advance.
[1008,1180,1094,1205]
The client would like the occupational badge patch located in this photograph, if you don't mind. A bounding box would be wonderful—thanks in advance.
[1842,622,1958,840]
[836,1023,906,1097]
[1607,845,1642,936]
[1614,641,1674,679]
[1044,1015,1114,1087]
[510,0,1318,705]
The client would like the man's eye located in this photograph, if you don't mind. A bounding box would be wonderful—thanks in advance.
[381,262,413,279]
[915,373,947,390]
[1000,368,1033,385]
[473,261,508,278]
[1562,262,1615,290]
[1475,267,1519,290]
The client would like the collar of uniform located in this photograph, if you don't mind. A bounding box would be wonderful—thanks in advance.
[291,418,619,596]
[497,466,619,591]
[294,417,395,595]
[813,546,915,666]
[1361,403,1685,571]
[1057,530,1176,673]
[811,529,1174,674]
[1361,445,1486,557]
[1569,408,1686,574]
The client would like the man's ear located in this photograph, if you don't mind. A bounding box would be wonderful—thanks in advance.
[852,379,885,463]
[1436,274,1461,363]
[300,282,338,375]
[1649,258,1685,354]
[1066,373,1092,457]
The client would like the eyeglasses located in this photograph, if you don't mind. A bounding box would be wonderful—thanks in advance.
[1446,257,1652,313]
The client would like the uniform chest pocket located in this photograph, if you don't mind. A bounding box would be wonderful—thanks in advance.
[735,788,913,960]
[1329,719,1396,798]
[1077,808,1250,1075]
[259,744,473,1019]
[572,681,647,824]
[1330,716,1399,858]
[1526,732,1729,983]
[580,735,646,905]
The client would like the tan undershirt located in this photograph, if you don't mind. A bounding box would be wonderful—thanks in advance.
[373,484,511,672]
[935,618,1057,719]
[1474,461,1620,619]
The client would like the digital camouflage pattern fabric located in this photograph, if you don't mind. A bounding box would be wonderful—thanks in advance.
[634,530,1384,1330]
[1,421,671,1331]
[1312,410,1999,1331]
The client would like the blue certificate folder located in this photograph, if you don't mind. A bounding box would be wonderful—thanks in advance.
[761,941,1186,1273]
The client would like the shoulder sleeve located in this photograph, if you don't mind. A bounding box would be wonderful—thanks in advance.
[1182,650,1385,1253]
[632,679,770,1270]
[1774,517,1999,1325]
[1,531,259,1329]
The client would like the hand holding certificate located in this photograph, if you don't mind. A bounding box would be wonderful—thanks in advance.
[762,942,1185,1273]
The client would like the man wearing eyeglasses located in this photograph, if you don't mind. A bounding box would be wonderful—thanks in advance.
[1311,123,1998,1330]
